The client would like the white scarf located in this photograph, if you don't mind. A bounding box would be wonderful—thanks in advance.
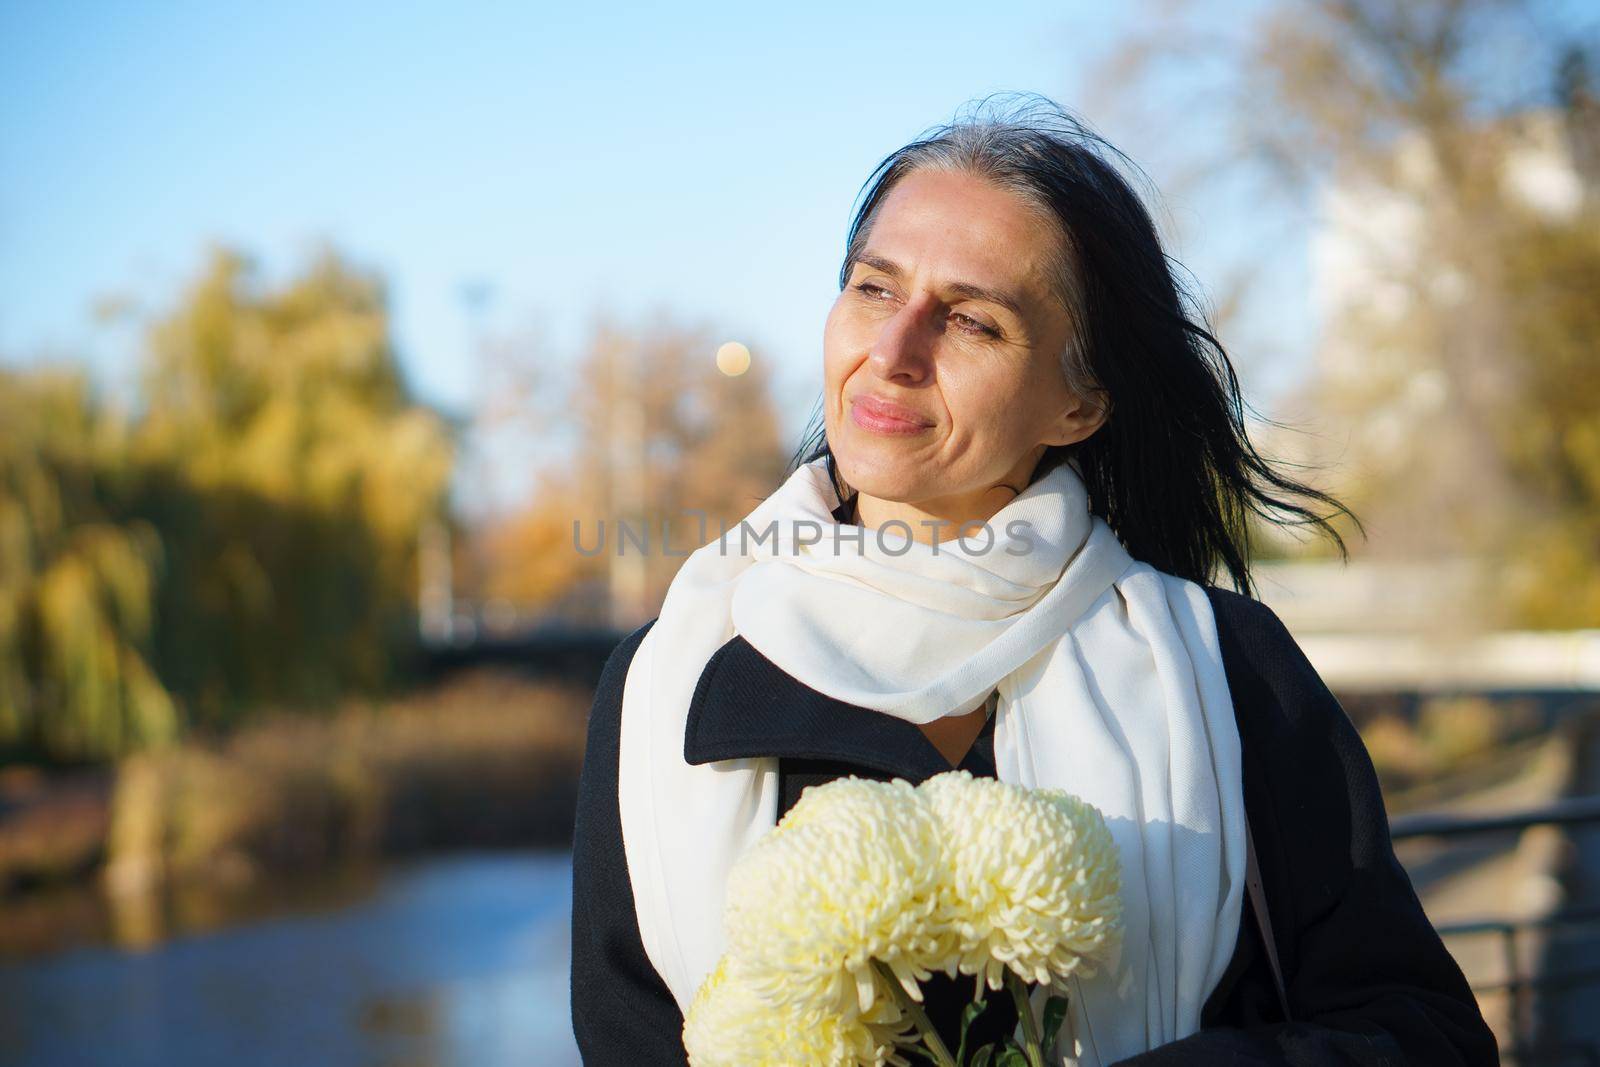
[617,455,1246,1065]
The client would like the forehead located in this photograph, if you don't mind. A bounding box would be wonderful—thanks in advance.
[858,168,1063,303]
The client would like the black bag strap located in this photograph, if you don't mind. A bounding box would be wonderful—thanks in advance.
[1245,814,1293,1022]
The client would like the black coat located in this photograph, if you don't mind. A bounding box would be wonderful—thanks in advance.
[569,584,1502,1065]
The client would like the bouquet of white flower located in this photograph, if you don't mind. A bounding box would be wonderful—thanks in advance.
[682,770,1124,1067]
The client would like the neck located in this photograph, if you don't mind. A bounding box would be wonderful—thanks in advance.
[846,451,1047,546]
[852,485,1020,544]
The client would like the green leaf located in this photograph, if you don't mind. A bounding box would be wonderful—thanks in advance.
[995,1046,1029,1067]
[969,1047,994,1067]
[1041,994,1070,1051]
[956,999,986,1065]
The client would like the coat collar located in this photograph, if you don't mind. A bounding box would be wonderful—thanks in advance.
[681,630,996,781]
[681,494,994,781]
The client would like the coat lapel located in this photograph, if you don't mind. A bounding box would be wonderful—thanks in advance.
[684,494,997,782]
[682,632,986,781]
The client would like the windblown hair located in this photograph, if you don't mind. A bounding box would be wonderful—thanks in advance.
[789,91,1362,598]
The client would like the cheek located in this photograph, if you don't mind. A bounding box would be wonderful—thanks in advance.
[944,358,1058,451]
[942,361,1016,429]
[820,308,853,426]
[822,304,863,384]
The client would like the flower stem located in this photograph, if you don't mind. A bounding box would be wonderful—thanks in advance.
[871,960,957,1067]
[1004,971,1047,1067]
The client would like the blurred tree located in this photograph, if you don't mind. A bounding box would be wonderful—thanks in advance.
[1493,195,1600,625]
[0,370,178,763]
[474,468,608,619]
[1095,1,1600,625]
[471,311,788,624]
[133,244,454,727]
[0,243,454,763]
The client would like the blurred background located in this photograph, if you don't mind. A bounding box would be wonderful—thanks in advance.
[2,1,1598,1064]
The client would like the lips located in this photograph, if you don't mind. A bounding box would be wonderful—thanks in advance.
[850,393,935,434]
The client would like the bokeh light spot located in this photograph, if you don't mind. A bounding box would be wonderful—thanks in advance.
[715,341,751,376]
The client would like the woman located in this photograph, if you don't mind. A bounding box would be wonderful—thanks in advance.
[570,95,1499,1065]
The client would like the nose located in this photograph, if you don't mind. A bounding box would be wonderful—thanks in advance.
[867,293,938,385]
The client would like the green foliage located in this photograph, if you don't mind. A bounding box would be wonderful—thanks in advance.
[0,245,454,763]
[954,999,985,1066]
[1491,202,1600,626]
[0,371,178,761]
[1040,995,1069,1053]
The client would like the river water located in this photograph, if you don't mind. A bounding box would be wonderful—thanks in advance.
[0,850,580,1067]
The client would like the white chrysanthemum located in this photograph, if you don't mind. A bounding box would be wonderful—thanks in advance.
[918,770,1123,994]
[723,776,953,1021]
[683,954,905,1067]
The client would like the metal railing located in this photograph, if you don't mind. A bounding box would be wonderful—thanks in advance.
[1393,796,1600,1066]
[1393,795,1600,839]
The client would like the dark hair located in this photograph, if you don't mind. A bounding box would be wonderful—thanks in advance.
[789,92,1362,598]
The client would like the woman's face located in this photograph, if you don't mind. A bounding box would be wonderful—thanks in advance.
[822,167,1104,516]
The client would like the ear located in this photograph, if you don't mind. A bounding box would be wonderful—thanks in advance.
[1039,389,1109,448]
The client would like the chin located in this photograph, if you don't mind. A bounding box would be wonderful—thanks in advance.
[832,437,938,503]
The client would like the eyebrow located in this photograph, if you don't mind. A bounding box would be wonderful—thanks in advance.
[854,252,1028,319]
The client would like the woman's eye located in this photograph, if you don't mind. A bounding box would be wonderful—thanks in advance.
[853,282,998,339]
[952,313,999,338]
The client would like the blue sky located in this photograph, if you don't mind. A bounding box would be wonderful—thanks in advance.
[2,1,1319,508]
